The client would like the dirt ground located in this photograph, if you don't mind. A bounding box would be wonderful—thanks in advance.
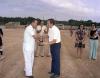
[0,29,100,78]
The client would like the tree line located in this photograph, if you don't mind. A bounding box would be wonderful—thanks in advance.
[0,16,100,26]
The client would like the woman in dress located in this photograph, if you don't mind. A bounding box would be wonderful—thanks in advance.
[75,25,86,59]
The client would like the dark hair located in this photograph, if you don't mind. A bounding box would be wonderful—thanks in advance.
[91,24,96,28]
[0,28,3,36]
[78,24,84,29]
[48,19,55,25]
[32,18,36,23]
[37,19,41,25]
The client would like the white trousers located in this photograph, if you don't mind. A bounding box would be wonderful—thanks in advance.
[23,46,35,76]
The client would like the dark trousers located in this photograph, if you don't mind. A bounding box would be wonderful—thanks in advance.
[0,51,3,55]
[50,43,61,75]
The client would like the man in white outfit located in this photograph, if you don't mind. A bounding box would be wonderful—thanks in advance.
[23,19,38,78]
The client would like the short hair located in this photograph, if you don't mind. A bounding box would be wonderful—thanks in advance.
[37,18,41,25]
[32,18,36,23]
[48,19,55,25]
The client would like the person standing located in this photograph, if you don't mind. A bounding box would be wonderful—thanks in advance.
[35,20,50,57]
[35,19,42,57]
[0,28,3,56]
[75,25,86,59]
[40,21,50,57]
[23,19,38,78]
[0,28,4,60]
[69,26,74,37]
[89,24,99,60]
[43,19,61,78]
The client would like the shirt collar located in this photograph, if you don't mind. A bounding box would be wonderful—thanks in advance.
[30,24,34,29]
[51,25,55,28]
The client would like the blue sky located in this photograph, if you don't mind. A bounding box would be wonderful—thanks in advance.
[0,0,100,22]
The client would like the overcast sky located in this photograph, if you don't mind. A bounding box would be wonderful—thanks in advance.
[0,0,100,22]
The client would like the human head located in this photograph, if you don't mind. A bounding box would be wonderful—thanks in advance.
[79,24,84,30]
[37,18,41,26]
[91,24,96,29]
[47,19,55,28]
[41,21,44,26]
[31,19,38,28]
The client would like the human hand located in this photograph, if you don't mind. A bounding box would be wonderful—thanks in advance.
[43,42,48,45]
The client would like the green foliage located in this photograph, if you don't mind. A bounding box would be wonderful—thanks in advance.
[0,16,35,25]
[0,16,100,26]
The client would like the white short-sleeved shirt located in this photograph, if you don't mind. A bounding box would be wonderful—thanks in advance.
[23,25,36,51]
[48,25,61,43]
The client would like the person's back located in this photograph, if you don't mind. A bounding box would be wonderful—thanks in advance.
[36,25,42,33]
[35,25,50,57]
[41,25,51,57]
[40,25,47,36]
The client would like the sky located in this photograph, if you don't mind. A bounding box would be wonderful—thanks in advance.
[0,0,100,22]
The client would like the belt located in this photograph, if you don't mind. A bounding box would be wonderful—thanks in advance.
[51,42,61,46]
[90,38,98,40]
[56,42,61,44]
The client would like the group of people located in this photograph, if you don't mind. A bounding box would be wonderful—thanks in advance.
[70,24,100,60]
[23,18,61,78]
[23,18,100,78]
[0,18,99,78]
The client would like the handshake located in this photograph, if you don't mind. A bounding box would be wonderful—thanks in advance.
[39,42,49,46]
[35,35,49,46]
